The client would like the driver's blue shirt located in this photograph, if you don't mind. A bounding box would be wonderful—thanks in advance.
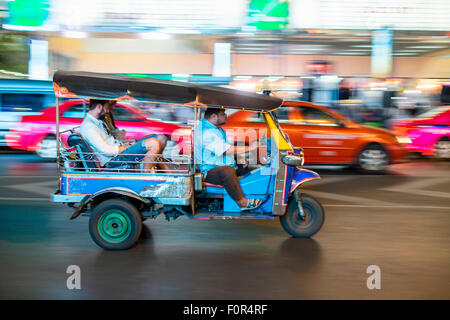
[195,118,236,175]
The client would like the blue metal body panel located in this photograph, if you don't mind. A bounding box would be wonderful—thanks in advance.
[222,165,275,213]
[60,172,189,196]
[283,165,296,204]
[58,154,318,220]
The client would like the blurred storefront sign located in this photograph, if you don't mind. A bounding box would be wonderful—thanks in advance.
[4,0,49,27]
[290,0,449,31]
[306,60,332,76]
[28,39,49,80]
[247,0,289,30]
[371,29,393,78]
[213,43,231,77]
[2,0,448,32]
[47,0,246,31]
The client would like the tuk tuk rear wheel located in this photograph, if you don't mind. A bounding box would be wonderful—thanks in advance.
[89,199,142,250]
[280,193,324,238]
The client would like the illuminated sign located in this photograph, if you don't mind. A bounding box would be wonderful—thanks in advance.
[247,0,289,30]
[290,0,450,31]
[213,43,231,77]
[6,0,49,27]
[47,0,246,30]
[306,60,332,75]
[371,29,392,78]
[29,39,49,80]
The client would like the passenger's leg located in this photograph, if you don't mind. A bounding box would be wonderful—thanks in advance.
[143,137,160,172]
[156,134,168,152]
[155,134,170,171]
[142,137,170,172]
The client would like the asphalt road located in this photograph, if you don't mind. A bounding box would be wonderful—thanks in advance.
[0,154,449,299]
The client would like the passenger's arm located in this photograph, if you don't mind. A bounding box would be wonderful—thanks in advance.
[84,124,119,156]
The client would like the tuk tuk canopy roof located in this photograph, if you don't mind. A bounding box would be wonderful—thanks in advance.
[53,71,283,112]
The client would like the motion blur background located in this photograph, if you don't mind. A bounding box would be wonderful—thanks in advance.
[0,1,450,300]
[0,0,450,121]
[0,0,449,151]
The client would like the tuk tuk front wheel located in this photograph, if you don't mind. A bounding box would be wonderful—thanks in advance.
[280,193,324,238]
[89,199,142,250]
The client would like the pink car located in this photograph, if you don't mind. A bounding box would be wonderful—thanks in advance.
[6,100,190,158]
[392,106,450,159]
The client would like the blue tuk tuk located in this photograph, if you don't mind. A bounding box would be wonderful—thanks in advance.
[51,71,325,250]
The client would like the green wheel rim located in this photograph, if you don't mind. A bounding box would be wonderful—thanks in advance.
[97,209,132,243]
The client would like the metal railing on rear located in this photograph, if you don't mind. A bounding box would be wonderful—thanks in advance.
[59,148,192,174]
[57,126,192,174]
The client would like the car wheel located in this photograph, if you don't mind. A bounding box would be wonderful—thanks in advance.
[434,138,450,159]
[36,135,57,159]
[89,199,142,250]
[357,144,389,173]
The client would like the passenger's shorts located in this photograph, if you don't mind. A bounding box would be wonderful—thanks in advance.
[104,134,158,168]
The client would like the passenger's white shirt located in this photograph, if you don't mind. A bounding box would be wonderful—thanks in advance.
[80,113,119,166]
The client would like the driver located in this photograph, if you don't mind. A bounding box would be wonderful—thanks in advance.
[80,99,168,172]
[196,107,262,211]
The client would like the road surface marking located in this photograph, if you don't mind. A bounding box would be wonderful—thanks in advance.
[0,176,56,178]
[382,177,450,199]
[5,180,56,197]
[0,197,48,201]
[307,190,398,206]
[322,204,450,209]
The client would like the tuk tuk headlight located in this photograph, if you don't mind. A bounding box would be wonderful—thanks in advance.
[282,154,304,166]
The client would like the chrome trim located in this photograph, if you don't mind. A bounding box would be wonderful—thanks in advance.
[51,193,85,203]
[152,197,190,205]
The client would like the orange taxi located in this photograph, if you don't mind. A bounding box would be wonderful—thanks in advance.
[224,101,408,172]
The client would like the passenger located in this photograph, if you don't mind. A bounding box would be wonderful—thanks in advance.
[103,100,168,151]
[80,99,168,172]
[102,100,127,141]
[196,107,262,211]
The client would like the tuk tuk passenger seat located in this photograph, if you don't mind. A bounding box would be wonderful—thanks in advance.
[66,133,101,170]
[194,172,224,190]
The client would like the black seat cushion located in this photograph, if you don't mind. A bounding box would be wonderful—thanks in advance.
[67,133,100,169]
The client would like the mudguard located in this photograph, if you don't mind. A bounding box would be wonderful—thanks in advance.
[70,187,150,220]
[289,168,320,194]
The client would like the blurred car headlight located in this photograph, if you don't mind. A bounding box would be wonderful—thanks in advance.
[396,136,412,144]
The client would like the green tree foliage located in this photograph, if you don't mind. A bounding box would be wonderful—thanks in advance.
[0,34,29,74]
